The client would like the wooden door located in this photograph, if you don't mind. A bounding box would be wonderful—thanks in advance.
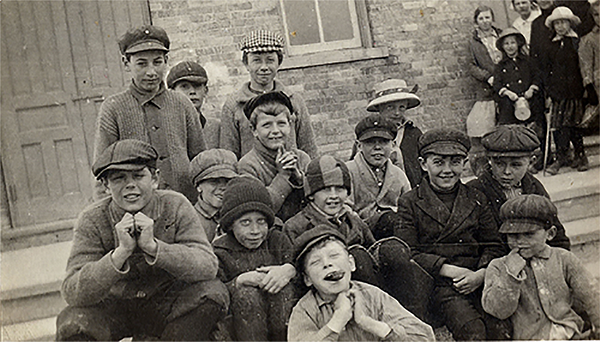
[1,0,150,229]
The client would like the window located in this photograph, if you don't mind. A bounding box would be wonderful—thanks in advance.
[278,0,388,69]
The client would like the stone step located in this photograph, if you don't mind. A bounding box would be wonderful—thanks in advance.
[1,316,55,341]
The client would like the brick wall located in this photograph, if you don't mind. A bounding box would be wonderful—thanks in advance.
[151,0,512,159]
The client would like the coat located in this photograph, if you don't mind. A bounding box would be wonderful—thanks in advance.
[219,81,318,159]
[579,25,600,91]
[395,179,505,277]
[466,170,571,250]
[346,152,410,225]
[541,36,584,101]
[469,27,503,101]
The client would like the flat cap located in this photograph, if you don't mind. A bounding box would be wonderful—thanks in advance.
[166,61,208,89]
[304,155,352,197]
[93,139,158,179]
[499,194,558,233]
[418,128,470,157]
[118,25,170,55]
[190,149,238,187]
[482,125,540,157]
[243,91,294,120]
[240,30,284,53]
[355,114,398,141]
[293,226,347,270]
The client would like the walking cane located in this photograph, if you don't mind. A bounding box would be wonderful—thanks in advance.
[543,101,553,176]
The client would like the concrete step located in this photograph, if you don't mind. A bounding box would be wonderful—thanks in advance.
[1,317,56,341]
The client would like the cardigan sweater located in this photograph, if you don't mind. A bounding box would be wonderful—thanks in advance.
[346,152,410,225]
[94,82,205,202]
[219,81,318,159]
[238,141,311,222]
[61,190,227,319]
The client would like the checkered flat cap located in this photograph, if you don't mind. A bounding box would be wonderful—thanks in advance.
[240,30,284,53]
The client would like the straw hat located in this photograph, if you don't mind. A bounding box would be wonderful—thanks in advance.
[366,79,420,112]
[545,6,581,28]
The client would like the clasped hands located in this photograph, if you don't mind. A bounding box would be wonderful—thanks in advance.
[113,212,157,267]
[276,145,303,183]
[236,263,296,294]
[326,288,392,338]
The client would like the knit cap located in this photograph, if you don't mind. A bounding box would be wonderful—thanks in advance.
[166,61,208,89]
[219,176,275,232]
[482,125,540,157]
[304,155,352,197]
[239,30,284,53]
[499,194,558,233]
[418,128,471,157]
[189,149,238,187]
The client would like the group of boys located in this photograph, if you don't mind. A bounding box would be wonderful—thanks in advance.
[56,23,598,341]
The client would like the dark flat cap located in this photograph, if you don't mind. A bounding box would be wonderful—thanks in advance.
[418,128,470,157]
[93,139,158,179]
[355,114,398,141]
[499,194,558,233]
[293,227,347,270]
[482,125,540,157]
[118,25,170,55]
[167,61,208,89]
[243,91,294,120]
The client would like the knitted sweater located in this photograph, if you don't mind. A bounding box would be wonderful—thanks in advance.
[61,190,226,318]
[219,81,318,159]
[94,82,206,202]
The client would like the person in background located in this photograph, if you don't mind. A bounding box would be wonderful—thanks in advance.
[220,30,317,160]
[511,0,541,54]
[167,60,219,149]
[578,0,600,132]
[94,25,205,203]
[189,149,238,242]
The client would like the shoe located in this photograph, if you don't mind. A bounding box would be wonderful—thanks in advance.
[546,160,561,175]
[577,155,589,172]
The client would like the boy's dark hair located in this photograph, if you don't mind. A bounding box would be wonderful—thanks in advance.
[244,91,294,128]
[242,50,284,66]
[474,5,495,22]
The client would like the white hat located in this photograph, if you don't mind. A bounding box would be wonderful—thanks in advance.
[366,79,421,112]
[545,6,581,28]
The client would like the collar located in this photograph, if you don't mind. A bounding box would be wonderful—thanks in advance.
[194,199,219,220]
[129,81,166,107]
[475,27,500,40]
[253,137,279,167]
[516,8,541,24]
[532,245,552,259]
[553,29,578,42]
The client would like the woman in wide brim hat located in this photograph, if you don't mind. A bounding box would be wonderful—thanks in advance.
[545,6,581,28]
[495,27,527,52]
[366,79,420,112]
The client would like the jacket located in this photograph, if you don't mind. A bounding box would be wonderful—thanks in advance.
[469,27,503,101]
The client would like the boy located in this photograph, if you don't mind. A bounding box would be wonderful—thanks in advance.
[220,30,317,159]
[56,140,228,341]
[189,148,238,242]
[94,25,205,203]
[482,195,599,340]
[346,114,411,234]
[354,79,424,188]
[467,124,571,250]
[288,227,435,341]
[238,91,311,222]
[395,128,507,340]
[167,60,219,148]
[212,176,297,341]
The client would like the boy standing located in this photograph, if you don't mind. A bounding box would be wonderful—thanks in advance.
[288,228,435,341]
[482,195,599,340]
[395,128,506,340]
[212,177,297,341]
[56,140,228,341]
[238,91,311,222]
[189,149,238,242]
[167,60,219,148]
[346,114,411,233]
[94,25,206,203]
[220,30,317,159]
[467,124,571,250]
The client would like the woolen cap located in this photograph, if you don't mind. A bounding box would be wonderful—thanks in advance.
[243,91,294,120]
[545,6,581,28]
[496,27,526,50]
[166,61,208,89]
[293,226,347,270]
[499,195,558,233]
[219,176,275,232]
[355,114,398,141]
[240,30,285,53]
[92,139,158,179]
[190,149,238,187]
[304,155,352,197]
[482,125,540,157]
[418,128,470,157]
[118,25,170,55]
[367,79,420,112]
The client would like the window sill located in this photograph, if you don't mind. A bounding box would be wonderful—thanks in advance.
[279,46,389,70]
